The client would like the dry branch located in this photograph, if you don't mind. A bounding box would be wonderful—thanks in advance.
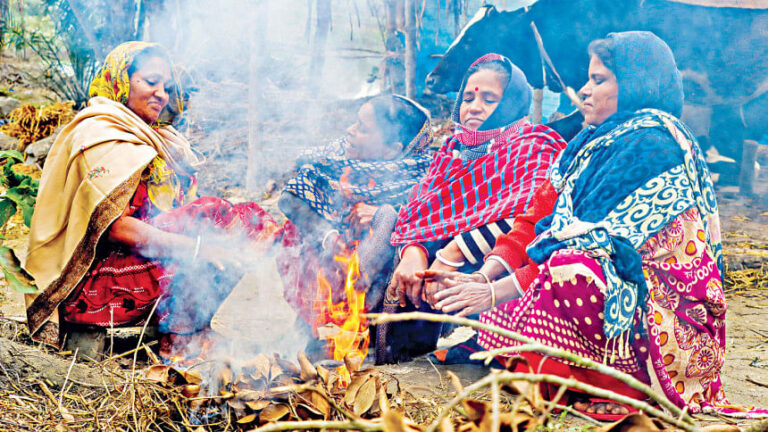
[368,311,694,426]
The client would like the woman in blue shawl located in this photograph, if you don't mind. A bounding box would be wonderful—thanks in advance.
[276,95,433,334]
[434,31,767,419]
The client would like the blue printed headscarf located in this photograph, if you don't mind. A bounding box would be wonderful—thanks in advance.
[609,31,684,118]
[527,32,721,353]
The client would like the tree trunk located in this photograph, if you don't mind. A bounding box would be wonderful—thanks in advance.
[384,0,405,93]
[134,0,147,40]
[308,0,332,89]
[451,0,460,37]
[246,3,267,192]
[66,0,104,60]
[0,0,7,54]
[403,0,417,97]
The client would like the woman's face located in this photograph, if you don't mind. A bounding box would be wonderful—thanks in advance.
[126,56,172,124]
[459,69,505,131]
[579,55,619,126]
[345,102,400,160]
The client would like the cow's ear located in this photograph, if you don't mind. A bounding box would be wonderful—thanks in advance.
[484,4,497,16]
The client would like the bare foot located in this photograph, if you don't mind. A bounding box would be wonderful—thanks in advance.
[573,399,630,416]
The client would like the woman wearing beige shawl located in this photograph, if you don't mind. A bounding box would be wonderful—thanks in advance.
[25,42,279,353]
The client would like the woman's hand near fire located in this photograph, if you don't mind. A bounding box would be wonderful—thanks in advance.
[422,240,464,305]
[345,203,379,238]
[108,214,249,272]
[387,245,428,307]
[428,273,524,316]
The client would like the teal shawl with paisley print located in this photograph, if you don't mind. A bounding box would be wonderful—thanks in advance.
[527,109,722,344]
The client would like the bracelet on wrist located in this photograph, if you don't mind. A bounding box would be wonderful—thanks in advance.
[321,229,340,251]
[435,248,466,268]
[399,243,428,261]
[473,270,496,308]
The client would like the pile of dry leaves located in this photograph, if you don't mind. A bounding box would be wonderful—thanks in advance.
[0,102,75,150]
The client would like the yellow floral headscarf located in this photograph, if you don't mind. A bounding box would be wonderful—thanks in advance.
[88,41,183,118]
[89,41,197,211]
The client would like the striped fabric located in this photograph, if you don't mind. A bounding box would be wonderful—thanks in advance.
[390,120,566,246]
[455,217,514,264]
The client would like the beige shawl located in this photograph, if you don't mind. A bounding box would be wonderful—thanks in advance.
[25,96,198,346]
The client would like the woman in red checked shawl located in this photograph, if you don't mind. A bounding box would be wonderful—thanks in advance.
[428,32,768,420]
[376,54,567,364]
[24,42,279,356]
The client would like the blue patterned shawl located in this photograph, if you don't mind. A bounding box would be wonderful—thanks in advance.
[528,109,721,342]
[284,99,433,226]
[527,32,721,345]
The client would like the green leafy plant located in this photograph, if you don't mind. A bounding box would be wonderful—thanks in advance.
[0,149,37,293]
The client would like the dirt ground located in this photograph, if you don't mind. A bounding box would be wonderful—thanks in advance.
[1,186,767,425]
[2,50,768,427]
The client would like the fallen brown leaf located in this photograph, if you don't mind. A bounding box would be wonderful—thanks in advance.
[700,426,741,432]
[344,373,370,406]
[237,413,258,424]
[298,351,318,381]
[354,378,376,416]
[599,412,664,432]
[259,404,290,423]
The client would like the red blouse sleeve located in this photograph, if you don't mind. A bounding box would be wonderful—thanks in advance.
[486,179,558,270]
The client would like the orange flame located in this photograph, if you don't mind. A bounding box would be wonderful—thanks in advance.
[315,245,370,386]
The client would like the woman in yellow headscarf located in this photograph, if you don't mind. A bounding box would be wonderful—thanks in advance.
[25,42,279,354]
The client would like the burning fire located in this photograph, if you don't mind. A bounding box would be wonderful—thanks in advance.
[315,245,370,386]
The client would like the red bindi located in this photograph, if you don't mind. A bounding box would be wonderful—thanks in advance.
[474,87,479,91]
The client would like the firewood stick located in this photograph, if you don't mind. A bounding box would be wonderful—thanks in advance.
[107,341,158,361]
[252,419,383,432]
[442,372,697,432]
[368,311,693,426]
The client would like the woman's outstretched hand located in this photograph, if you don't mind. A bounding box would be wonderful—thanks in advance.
[197,243,249,273]
[418,270,491,316]
[345,203,379,237]
[387,245,428,307]
[422,241,466,305]
[417,270,484,307]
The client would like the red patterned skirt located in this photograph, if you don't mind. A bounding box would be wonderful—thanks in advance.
[62,190,280,332]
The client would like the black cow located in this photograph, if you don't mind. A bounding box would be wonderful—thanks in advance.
[426,1,768,183]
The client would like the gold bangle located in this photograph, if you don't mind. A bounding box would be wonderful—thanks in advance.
[473,271,496,308]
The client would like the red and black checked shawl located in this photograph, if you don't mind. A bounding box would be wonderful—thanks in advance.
[390,120,567,245]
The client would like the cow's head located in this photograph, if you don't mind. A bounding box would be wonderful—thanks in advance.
[425,5,532,94]
[426,5,500,94]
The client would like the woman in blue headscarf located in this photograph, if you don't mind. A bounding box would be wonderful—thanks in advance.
[429,31,767,419]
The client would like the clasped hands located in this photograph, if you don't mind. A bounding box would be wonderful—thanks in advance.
[386,242,494,317]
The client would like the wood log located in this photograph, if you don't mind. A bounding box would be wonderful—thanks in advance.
[404,0,418,98]
[247,3,266,192]
[0,337,105,388]
[739,139,759,196]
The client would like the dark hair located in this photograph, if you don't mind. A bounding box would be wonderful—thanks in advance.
[463,60,511,90]
[127,46,171,78]
[587,38,616,72]
[369,95,427,147]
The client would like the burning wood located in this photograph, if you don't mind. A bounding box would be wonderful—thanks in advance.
[143,350,396,428]
[314,245,370,387]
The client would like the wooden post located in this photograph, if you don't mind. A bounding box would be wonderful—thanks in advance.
[403,0,417,98]
[246,2,267,192]
[66,0,104,60]
[532,88,544,124]
[0,0,7,54]
[384,0,404,94]
[308,0,331,90]
[739,139,759,197]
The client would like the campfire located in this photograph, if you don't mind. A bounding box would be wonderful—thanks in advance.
[314,245,370,387]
